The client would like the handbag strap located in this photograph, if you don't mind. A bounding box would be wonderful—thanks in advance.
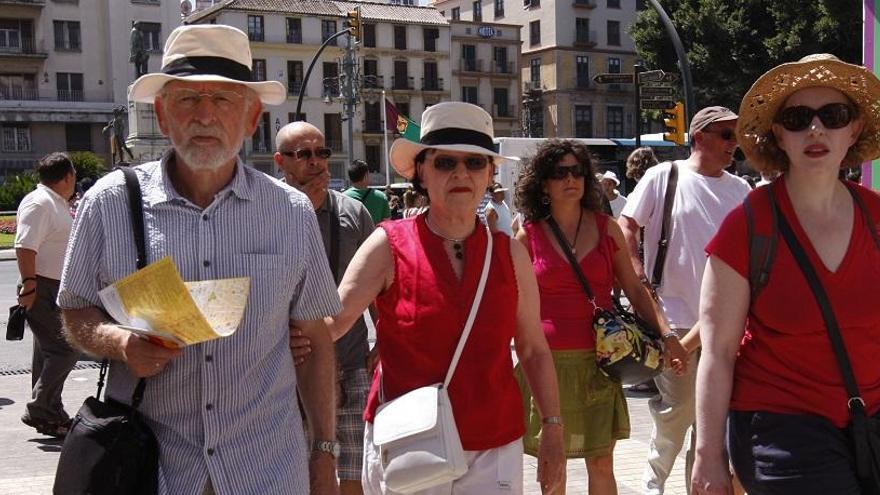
[97,166,147,408]
[651,161,679,287]
[546,215,597,308]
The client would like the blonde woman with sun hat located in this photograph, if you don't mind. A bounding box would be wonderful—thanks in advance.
[692,54,880,495]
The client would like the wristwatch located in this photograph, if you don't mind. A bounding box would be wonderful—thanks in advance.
[542,416,563,426]
[312,440,341,459]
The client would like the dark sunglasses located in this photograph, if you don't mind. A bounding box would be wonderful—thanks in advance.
[280,147,333,160]
[701,128,737,141]
[775,103,857,132]
[547,164,585,180]
[431,154,490,171]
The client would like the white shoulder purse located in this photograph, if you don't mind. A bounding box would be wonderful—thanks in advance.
[371,226,494,494]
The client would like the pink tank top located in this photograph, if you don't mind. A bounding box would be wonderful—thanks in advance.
[523,213,618,350]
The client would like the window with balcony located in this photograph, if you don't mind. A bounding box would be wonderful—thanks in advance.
[494,0,504,18]
[252,59,266,81]
[423,28,438,52]
[364,102,381,133]
[576,55,590,88]
[286,18,302,43]
[366,144,381,173]
[423,62,440,90]
[363,23,376,47]
[575,18,590,45]
[529,20,540,46]
[574,105,592,137]
[56,72,83,101]
[65,124,92,151]
[607,105,624,136]
[141,22,161,51]
[252,112,271,153]
[462,44,476,71]
[247,15,264,42]
[323,61,338,97]
[393,60,409,89]
[53,21,81,51]
[493,88,509,118]
[0,19,34,53]
[451,7,460,20]
[2,125,31,152]
[608,57,621,73]
[473,1,482,21]
[287,60,304,95]
[322,20,337,44]
[0,73,36,100]
[530,58,541,83]
[608,0,620,7]
[363,59,380,87]
[325,113,343,152]
[607,20,621,46]
[393,25,406,50]
[493,47,508,73]
[461,86,478,105]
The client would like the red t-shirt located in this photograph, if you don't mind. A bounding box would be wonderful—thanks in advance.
[363,215,525,450]
[706,180,880,427]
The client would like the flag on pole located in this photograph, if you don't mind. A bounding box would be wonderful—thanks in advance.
[864,0,879,189]
[384,98,420,142]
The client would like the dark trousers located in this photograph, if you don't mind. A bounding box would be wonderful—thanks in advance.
[728,410,863,494]
[25,276,79,423]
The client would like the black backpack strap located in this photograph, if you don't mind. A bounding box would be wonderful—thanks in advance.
[844,181,880,250]
[746,185,779,302]
[651,162,678,287]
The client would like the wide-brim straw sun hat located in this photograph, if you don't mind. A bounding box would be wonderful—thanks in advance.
[129,24,286,105]
[737,53,880,170]
[389,102,519,179]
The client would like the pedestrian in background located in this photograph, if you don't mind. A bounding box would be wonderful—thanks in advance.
[15,152,79,438]
[329,102,565,494]
[693,54,880,495]
[599,171,627,218]
[515,139,673,495]
[485,182,513,236]
[345,160,391,224]
[625,147,659,182]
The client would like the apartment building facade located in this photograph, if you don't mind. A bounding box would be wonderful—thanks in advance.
[434,0,642,139]
[187,0,452,184]
[0,0,185,178]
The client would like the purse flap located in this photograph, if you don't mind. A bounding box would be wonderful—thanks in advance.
[372,384,441,446]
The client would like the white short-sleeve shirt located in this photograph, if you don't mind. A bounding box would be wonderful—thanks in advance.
[15,183,73,280]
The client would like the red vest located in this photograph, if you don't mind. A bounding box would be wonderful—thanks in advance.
[364,215,525,450]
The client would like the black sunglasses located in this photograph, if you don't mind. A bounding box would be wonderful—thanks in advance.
[701,128,737,141]
[280,147,333,160]
[775,103,857,132]
[547,164,585,180]
[431,154,490,172]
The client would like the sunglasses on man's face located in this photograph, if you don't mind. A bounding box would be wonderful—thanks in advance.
[431,155,490,172]
[280,147,333,160]
[547,164,585,180]
[775,103,857,132]
[701,127,737,142]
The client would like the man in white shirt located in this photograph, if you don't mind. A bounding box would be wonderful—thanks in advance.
[484,183,513,236]
[600,170,627,218]
[15,152,79,438]
[619,107,752,495]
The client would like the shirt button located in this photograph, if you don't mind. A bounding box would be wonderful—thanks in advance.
[207,448,215,456]
[203,260,210,267]
[202,214,209,221]
[206,403,214,411]
[205,355,213,363]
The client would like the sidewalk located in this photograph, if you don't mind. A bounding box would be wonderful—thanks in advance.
[0,249,14,261]
[0,369,687,494]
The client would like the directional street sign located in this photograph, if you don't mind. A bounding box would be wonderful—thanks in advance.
[640,100,676,110]
[657,72,680,83]
[638,70,665,83]
[593,73,634,84]
[641,86,675,97]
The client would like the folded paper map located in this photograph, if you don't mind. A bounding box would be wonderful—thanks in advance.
[98,257,250,348]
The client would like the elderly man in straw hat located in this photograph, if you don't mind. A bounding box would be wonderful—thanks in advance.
[58,24,341,495]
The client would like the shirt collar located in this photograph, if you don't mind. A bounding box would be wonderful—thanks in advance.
[36,183,70,205]
[143,152,256,207]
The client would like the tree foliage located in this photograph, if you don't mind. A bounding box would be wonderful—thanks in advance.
[0,173,38,211]
[629,0,862,111]
[69,151,108,183]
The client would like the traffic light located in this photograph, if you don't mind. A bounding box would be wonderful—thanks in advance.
[663,102,686,146]
[346,9,362,41]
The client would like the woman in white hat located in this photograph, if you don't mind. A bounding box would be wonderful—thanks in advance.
[328,102,565,494]
[692,54,880,495]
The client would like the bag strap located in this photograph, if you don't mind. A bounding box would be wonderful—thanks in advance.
[843,181,880,250]
[651,161,678,287]
[745,186,779,302]
[442,226,494,388]
[97,166,147,408]
[546,215,596,305]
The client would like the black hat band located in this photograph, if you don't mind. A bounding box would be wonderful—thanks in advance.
[162,56,253,82]
[420,127,494,152]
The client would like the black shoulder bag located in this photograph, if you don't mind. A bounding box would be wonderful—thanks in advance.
[54,167,158,495]
[771,189,880,495]
[650,161,679,288]
[546,216,664,385]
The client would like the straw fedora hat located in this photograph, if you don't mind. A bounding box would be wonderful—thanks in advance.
[389,102,519,179]
[737,53,880,171]
[129,24,286,105]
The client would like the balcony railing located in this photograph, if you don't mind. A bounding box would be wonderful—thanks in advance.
[57,89,84,101]
[0,37,47,56]
[421,77,444,91]
[492,61,515,74]
[391,76,414,90]
[362,119,383,134]
[460,58,482,72]
[575,30,598,47]
[0,87,115,102]
[361,75,384,89]
[0,88,38,100]
[494,104,514,119]
[0,0,46,5]
[248,31,265,42]
[326,139,343,152]
[523,81,542,92]
[286,32,302,44]
[287,81,304,96]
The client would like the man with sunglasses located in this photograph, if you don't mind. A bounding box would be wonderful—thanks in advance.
[618,106,752,495]
[274,121,375,495]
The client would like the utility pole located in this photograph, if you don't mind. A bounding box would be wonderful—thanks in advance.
[647,0,694,127]
[634,62,645,148]
[343,33,357,167]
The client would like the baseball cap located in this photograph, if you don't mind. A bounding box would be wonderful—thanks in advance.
[689,106,738,135]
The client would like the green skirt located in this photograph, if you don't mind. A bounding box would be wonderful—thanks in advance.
[515,349,630,459]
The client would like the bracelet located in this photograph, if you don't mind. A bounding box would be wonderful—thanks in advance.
[18,287,36,297]
[21,276,37,284]
[661,332,680,341]
[542,416,563,426]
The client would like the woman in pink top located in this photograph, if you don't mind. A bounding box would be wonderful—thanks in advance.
[327,103,566,494]
[515,140,673,495]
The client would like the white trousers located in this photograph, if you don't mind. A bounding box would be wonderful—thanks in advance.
[642,335,700,495]
[362,423,524,495]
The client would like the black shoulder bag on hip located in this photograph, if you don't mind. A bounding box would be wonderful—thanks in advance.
[54,167,158,495]
[771,188,880,495]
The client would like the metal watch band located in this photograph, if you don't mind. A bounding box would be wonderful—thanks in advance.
[542,416,563,425]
